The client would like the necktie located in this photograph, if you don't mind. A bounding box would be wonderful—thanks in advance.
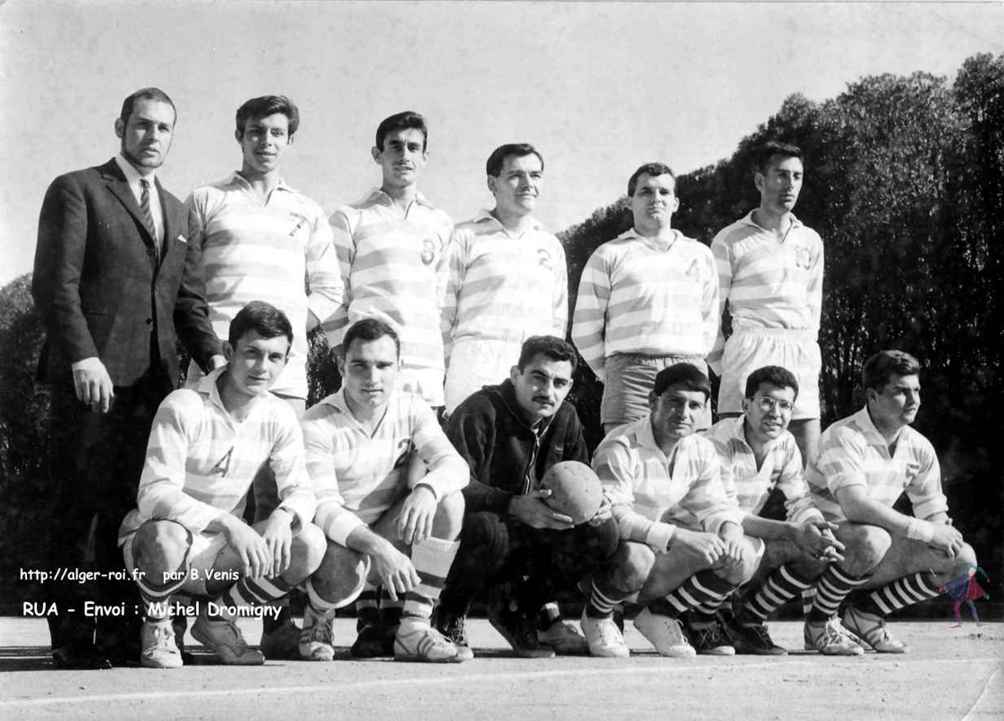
[139,178,161,257]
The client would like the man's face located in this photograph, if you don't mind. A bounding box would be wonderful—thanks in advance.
[742,382,795,444]
[115,98,176,172]
[868,373,921,429]
[510,354,573,424]
[755,155,803,214]
[649,384,706,442]
[225,331,290,398]
[630,173,679,233]
[372,127,428,190]
[338,335,400,412]
[488,153,543,218]
[237,112,290,175]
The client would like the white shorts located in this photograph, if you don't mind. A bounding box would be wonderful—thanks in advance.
[717,329,821,420]
[444,338,522,413]
[601,353,711,430]
[397,365,446,408]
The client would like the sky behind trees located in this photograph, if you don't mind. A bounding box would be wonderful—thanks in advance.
[1,1,1001,285]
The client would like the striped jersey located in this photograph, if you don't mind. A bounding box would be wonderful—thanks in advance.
[807,407,948,522]
[571,229,719,382]
[441,211,567,356]
[186,173,343,398]
[709,212,823,365]
[593,416,742,550]
[704,416,823,525]
[321,189,453,397]
[119,368,316,540]
[301,388,468,545]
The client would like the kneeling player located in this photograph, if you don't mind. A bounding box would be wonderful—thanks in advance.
[119,302,326,668]
[300,319,469,662]
[706,366,850,654]
[584,364,758,657]
[805,350,978,653]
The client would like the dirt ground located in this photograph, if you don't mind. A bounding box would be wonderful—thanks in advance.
[0,618,1000,721]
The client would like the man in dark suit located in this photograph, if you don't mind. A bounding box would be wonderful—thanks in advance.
[32,87,223,669]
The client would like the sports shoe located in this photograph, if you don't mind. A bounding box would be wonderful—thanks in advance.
[299,605,336,662]
[191,612,264,665]
[350,619,397,658]
[261,616,303,660]
[487,597,555,659]
[726,619,787,656]
[140,619,183,669]
[803,617,865,656]
[434,609,474,661]
[686,617,736,656]
[633,608,696,658]
[842,605,907,654]
[538,618,589,655]
[580,610,629,658]
[394,618,463,663]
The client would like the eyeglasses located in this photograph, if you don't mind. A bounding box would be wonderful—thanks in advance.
[755,397,793,413]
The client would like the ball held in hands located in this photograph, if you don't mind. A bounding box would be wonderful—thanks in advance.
[538,461,604,525]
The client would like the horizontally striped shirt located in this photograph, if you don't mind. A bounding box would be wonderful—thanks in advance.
[302,388,468,545]
[322,189,453,398]
[186,173,343,398]
[705,416,823,525]
[593,417,742,551]
[709,212,823,366]
[807,407,948,523]
[119,368,316,540]
[571,229,719,382]
[441,211,567,357]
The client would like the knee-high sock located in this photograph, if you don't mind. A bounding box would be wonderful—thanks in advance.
[402,537,459,624]
[862,571,941,617]
[741,565,815,623]
[136,561,190,621]
[217,576,293,619]
[809,564,869,621]
[662,570,737,617]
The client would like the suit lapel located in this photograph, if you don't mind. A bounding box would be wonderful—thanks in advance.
[100,160,159,259]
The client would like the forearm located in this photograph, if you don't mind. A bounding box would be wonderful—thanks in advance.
[741,514,795,541]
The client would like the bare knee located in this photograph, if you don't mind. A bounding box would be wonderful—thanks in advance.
[932,543,979,584]
[432,490,465,540]
[608,541,655,595]
[283,523,327,584]
[311,541,369,605]
[838,524,891,575]
[132,521,190,583]
[714,537,760,586]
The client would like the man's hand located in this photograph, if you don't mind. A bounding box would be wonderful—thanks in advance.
[508,489,574,530]
[397,485,437,546]
[672,527,726,566]
[718,522,745,569]
[72,357,114,413]
[220,516,271,579]
[929,523,965,558]
[370,542,421,601]
[792,519,845,562]
[259,509,295,578]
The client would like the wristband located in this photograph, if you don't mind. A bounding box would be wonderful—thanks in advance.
[905,517,935,543]
[645,522,676,553]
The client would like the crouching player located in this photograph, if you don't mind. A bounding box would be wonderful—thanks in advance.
[436,336,619,659]
[706,366,849,654]
[299,319,469,662]
[583,364,758,657]
[118,302,326,668]
[804,350,978,653]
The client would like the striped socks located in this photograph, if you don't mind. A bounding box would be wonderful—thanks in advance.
[809,564,869,621]
[740,565,815,623]
[402,537,459,625]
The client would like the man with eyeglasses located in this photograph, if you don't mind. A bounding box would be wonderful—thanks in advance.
[704,366,856,655]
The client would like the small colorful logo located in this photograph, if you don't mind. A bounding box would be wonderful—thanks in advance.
[939,565,990,626]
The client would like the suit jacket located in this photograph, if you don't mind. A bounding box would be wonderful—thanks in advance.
[32,158,221,388]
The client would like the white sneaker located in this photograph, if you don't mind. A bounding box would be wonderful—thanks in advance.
[804,617,865,656]
[633,608,696,658]
[394,618,462,663]
[140,619,183,669]
[191,612,264,665]
[538,618,589,655]
[299,604,336,662]
[580,610,629,658]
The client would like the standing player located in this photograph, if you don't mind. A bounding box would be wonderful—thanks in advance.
[32,87,222,668]
[572,163,718,434]
[185,95,343,657]
[323,111,453,409]
[705,365,853,654]
[299,319,469,662]
[118,302,325,668]
[583,364,757,657]
[709,142,823,465]
[436,336,617,658]
[805,350,978,653]
[441,143,568,413]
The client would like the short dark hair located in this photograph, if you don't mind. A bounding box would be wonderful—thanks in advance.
[652,363,711,400]
[375,111,428,151]
[236,95,300,138]
[120,87,176,127]
[862,350,921,391]
[486,143,544,177]
[228,300,293,348]
[516,336,578,373]
[627,162,676,197]
[754,141,803,175]
[744,365,800,400]
[343,318,401,358]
